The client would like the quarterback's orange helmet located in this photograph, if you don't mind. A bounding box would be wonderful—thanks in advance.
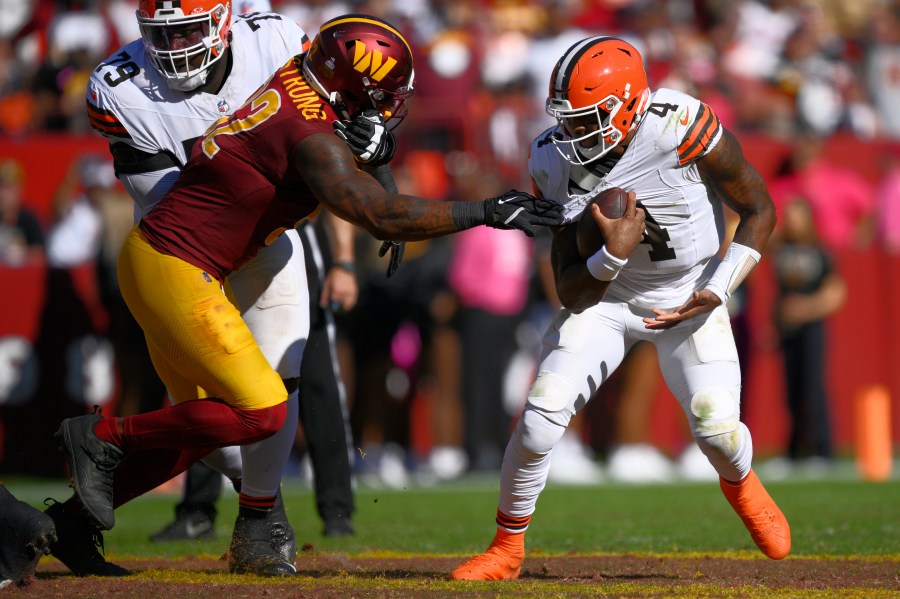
[546,36,650,165]
[136,0,232,91]
[302,14,414,124]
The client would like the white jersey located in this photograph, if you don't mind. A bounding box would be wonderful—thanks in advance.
[86,12,308,219]
[529,88,725,309]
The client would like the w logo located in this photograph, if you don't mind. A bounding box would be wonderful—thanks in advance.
[352,41,396,81]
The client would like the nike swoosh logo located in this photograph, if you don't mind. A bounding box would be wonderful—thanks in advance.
[680,108,690,126]
[503,207,526,225]
[185,520,209,538]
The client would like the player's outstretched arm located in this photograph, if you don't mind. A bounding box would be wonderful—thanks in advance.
[294,134,563,241]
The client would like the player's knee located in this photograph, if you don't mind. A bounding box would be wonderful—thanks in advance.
[697,422,753,480]
[688,386,740,438]
[242,402,287,441]
[698,428,742,460]
[518,406,567,455]
[527,371,577,421]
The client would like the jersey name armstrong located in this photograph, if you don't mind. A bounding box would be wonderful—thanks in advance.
[279,68,326,121]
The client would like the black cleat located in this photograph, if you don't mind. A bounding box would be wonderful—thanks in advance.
[0,484,57,588]
[55,406,123,530]
[323,516,355,538]
[43,500,129,577]
[228,492,296,577]
[150,504,216,542]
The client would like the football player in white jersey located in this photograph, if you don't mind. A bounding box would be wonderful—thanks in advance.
[452,36,789,581]
[49,0,330,578]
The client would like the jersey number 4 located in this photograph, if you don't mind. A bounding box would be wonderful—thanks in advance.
[637,203,676,262]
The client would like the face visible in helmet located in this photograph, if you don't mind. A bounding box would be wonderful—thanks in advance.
[302,14,415,127]
[136,0,232,92]
[546,36,650,165]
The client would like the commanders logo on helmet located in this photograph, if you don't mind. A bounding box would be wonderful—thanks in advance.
[302,14,414,124]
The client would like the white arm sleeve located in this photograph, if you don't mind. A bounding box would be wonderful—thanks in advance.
[705,242,761,305]
[119,167,182,223]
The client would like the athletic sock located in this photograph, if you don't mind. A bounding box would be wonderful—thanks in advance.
[238,492,277,516]
[496,510,531,535]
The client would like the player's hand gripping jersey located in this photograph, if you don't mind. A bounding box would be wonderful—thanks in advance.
[139,57,336,280]
[86,12,309,219]
[529,88,724,309]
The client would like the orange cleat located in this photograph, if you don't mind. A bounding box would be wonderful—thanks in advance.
[720,469,791,559]
[450,529,525,581]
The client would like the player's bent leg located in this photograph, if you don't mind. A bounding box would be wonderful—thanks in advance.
[0,484,57,588]
[452,405,567,581]
[694,420,790,560]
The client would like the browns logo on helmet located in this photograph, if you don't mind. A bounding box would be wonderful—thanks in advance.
[546,36,650,165]
[302,14,414,126]
[136,0,233,91]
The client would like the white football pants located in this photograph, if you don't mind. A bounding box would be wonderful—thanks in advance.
[499,300,753,521]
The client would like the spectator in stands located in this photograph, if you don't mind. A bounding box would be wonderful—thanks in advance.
[46,154,119,268]
[0,158,44,266]
[772,3,876,138]
[864,2,900,140]
[769,133,875,250]
[30,8,109,132]
[771,197,846,471]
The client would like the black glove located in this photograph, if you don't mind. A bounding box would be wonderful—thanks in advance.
[451,190,564,237]
[377,240,405,278]
[333,109,396,166]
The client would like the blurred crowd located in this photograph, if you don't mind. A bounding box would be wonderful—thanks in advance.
[3,0,900,142]
[1,0,897,485]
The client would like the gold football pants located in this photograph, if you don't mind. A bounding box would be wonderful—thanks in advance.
[117,227,286,410]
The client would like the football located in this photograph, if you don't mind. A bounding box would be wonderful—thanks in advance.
[576,187,627,258]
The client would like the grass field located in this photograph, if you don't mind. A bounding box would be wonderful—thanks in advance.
[4,462,900,597]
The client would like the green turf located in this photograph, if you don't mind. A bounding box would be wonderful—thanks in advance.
[6,470,899,559]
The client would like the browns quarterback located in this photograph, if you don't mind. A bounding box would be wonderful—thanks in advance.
[453,36,786,581]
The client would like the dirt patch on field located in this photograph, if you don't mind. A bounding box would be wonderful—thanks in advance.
[8,553,899,597]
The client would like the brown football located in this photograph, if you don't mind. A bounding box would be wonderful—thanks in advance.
[576,187,627,258]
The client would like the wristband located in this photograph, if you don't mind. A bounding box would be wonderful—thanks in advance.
[705,242,760,304]
[450,200,486,231]
[333,260,356,274]
[586,245,628,281]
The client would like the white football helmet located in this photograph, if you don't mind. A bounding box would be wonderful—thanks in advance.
[136,0,232,91]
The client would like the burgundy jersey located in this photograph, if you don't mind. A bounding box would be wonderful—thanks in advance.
[140,57,337,280]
